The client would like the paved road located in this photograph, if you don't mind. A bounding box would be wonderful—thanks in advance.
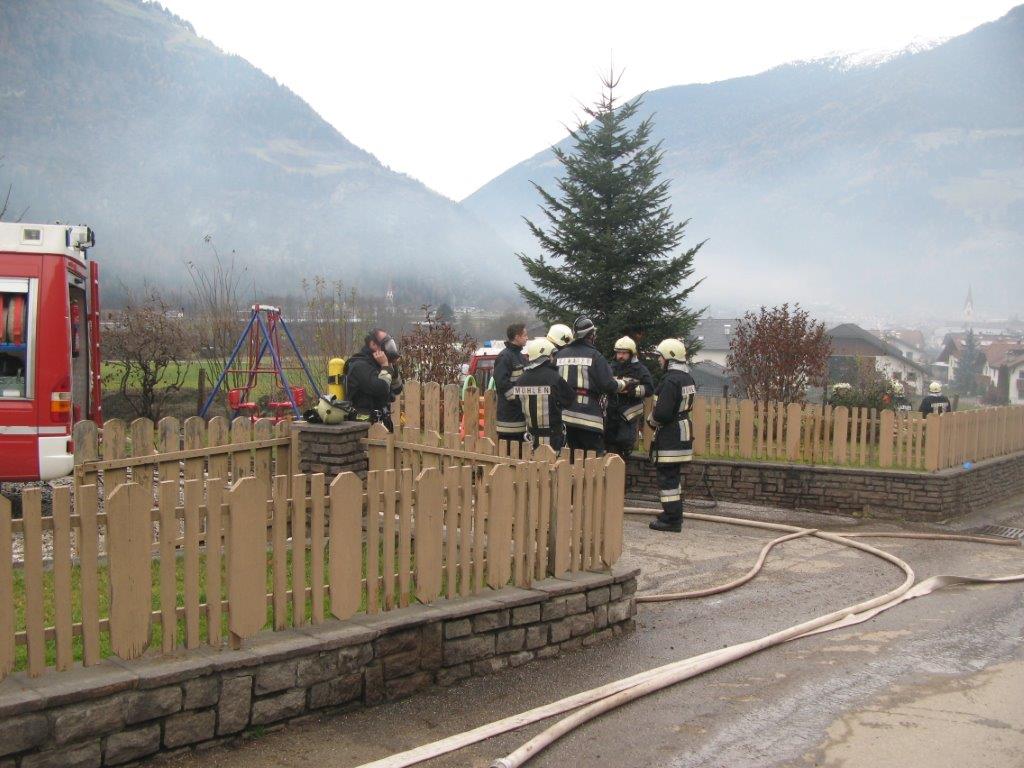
[175,496,1024,768]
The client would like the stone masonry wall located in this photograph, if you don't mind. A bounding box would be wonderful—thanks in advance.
[0,569,637,767]
[626,450,1024,521]
[295,422,369,478]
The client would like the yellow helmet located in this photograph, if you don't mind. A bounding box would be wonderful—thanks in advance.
[525,336,556,362]
[929,381,942,394]
[655,338,687,361]
[546,323,573,348]
[614,336,637,355]
[891,380,905,395]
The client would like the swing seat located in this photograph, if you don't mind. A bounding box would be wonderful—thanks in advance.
[227,388,259,416]
[269,386,306,420]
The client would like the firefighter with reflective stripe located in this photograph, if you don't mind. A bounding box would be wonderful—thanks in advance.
[555,316,629,455]
[494,322,529,442]
[604,336,655,457]
[512,337,576,451]
[919,381,952,416]
[647,338,696,533]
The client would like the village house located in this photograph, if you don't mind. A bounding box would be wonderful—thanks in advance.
[827,323,931,394]
[869,328,928,364]
[691,317,739,367]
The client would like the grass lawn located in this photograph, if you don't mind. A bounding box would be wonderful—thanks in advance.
[101,360,204,391]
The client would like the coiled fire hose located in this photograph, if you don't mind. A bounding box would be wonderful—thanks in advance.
[353,509,1024,768]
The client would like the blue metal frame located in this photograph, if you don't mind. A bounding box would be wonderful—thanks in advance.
[198,306,324,420]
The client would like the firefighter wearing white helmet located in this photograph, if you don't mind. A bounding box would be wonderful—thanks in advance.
[604,335,655,457]
[546,323,573,350]
[888,379,911,412]
[554,316,629,455]
[919,380,952,416]
[646,337,696,533]
[511,337,576,451]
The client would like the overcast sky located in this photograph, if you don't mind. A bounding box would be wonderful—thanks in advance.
[158,0,1018,201]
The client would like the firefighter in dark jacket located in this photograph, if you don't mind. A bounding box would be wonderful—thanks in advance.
[344,328,404,431]
[604,336,654,457]
[512,337,576,451]
[555,316,629,455]
[919,381,952,415]
[494,323,529,443]
[647,338,696,533]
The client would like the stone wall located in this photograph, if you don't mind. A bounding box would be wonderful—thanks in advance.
[626,450,1024,521]
[0,569,637,766]
[294,422,369,478]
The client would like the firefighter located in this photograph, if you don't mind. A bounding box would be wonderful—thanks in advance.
[546,323,573,350]
[344,328,404,431]
[512,337,576,451]
[555,316,628,455]
[647,338,696,533]
[919,381,952,415]
[890,380,912,412]
[604,336,654,458]
[494,323,529,443]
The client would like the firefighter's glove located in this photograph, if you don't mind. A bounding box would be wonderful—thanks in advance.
[505,390,517,401]
[614,378,630,393]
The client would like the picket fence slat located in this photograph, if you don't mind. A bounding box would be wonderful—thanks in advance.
[159,480,178,653]
[108,483,152,661]
[76,483,102,665]
[292,474,307,626]
[0,496,13,681]
[184,478,202,649]
[310,472,326,625]
[206,479,224,647]
[329,472,363,621]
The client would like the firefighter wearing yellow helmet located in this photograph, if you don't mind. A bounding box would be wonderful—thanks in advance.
[646,338,696,533]
[511,337,576,451]
[919,380,951,415]
[604,336,655,457]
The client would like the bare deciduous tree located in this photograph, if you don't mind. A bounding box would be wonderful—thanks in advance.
[0,156,29,222]
[399,306,477,385]
[103,286,196,421]
[186,235,250,391]
[728,304,830,405]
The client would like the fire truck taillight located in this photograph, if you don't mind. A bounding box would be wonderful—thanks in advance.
[51,377,72,423]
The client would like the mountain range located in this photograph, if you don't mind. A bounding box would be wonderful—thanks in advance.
[1,1,1021,321]
[0,0,516,305]
[464,6,1024,320]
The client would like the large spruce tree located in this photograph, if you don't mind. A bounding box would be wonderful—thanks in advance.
[517,74,703,360]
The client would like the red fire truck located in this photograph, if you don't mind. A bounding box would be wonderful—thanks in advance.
[0,222,101,481]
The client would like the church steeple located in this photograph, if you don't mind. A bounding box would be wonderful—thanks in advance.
[964,285,974,327]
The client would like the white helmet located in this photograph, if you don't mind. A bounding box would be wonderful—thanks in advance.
[929,381,942,394]
[546,323,573,349]
[890,380,904,395]
[614,336,637,355]
[525,336,556,363]
[655,338,687,361]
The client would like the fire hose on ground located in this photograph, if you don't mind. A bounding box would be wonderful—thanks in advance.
[352,508,1024,768]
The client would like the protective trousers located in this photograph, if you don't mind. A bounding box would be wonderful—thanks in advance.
[656,463,683,523]
[566,426,605,456]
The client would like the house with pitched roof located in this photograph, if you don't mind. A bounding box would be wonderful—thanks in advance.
[827,323,932,394]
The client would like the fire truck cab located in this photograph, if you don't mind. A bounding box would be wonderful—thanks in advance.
[0,222,101,481]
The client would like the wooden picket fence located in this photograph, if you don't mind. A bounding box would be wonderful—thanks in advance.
[0,419,624,680]
[683,397,1024,471]
[393,380,1024,473]
[72,415,298,491]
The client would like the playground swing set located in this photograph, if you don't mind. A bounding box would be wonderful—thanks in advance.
[199,304,321,422]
